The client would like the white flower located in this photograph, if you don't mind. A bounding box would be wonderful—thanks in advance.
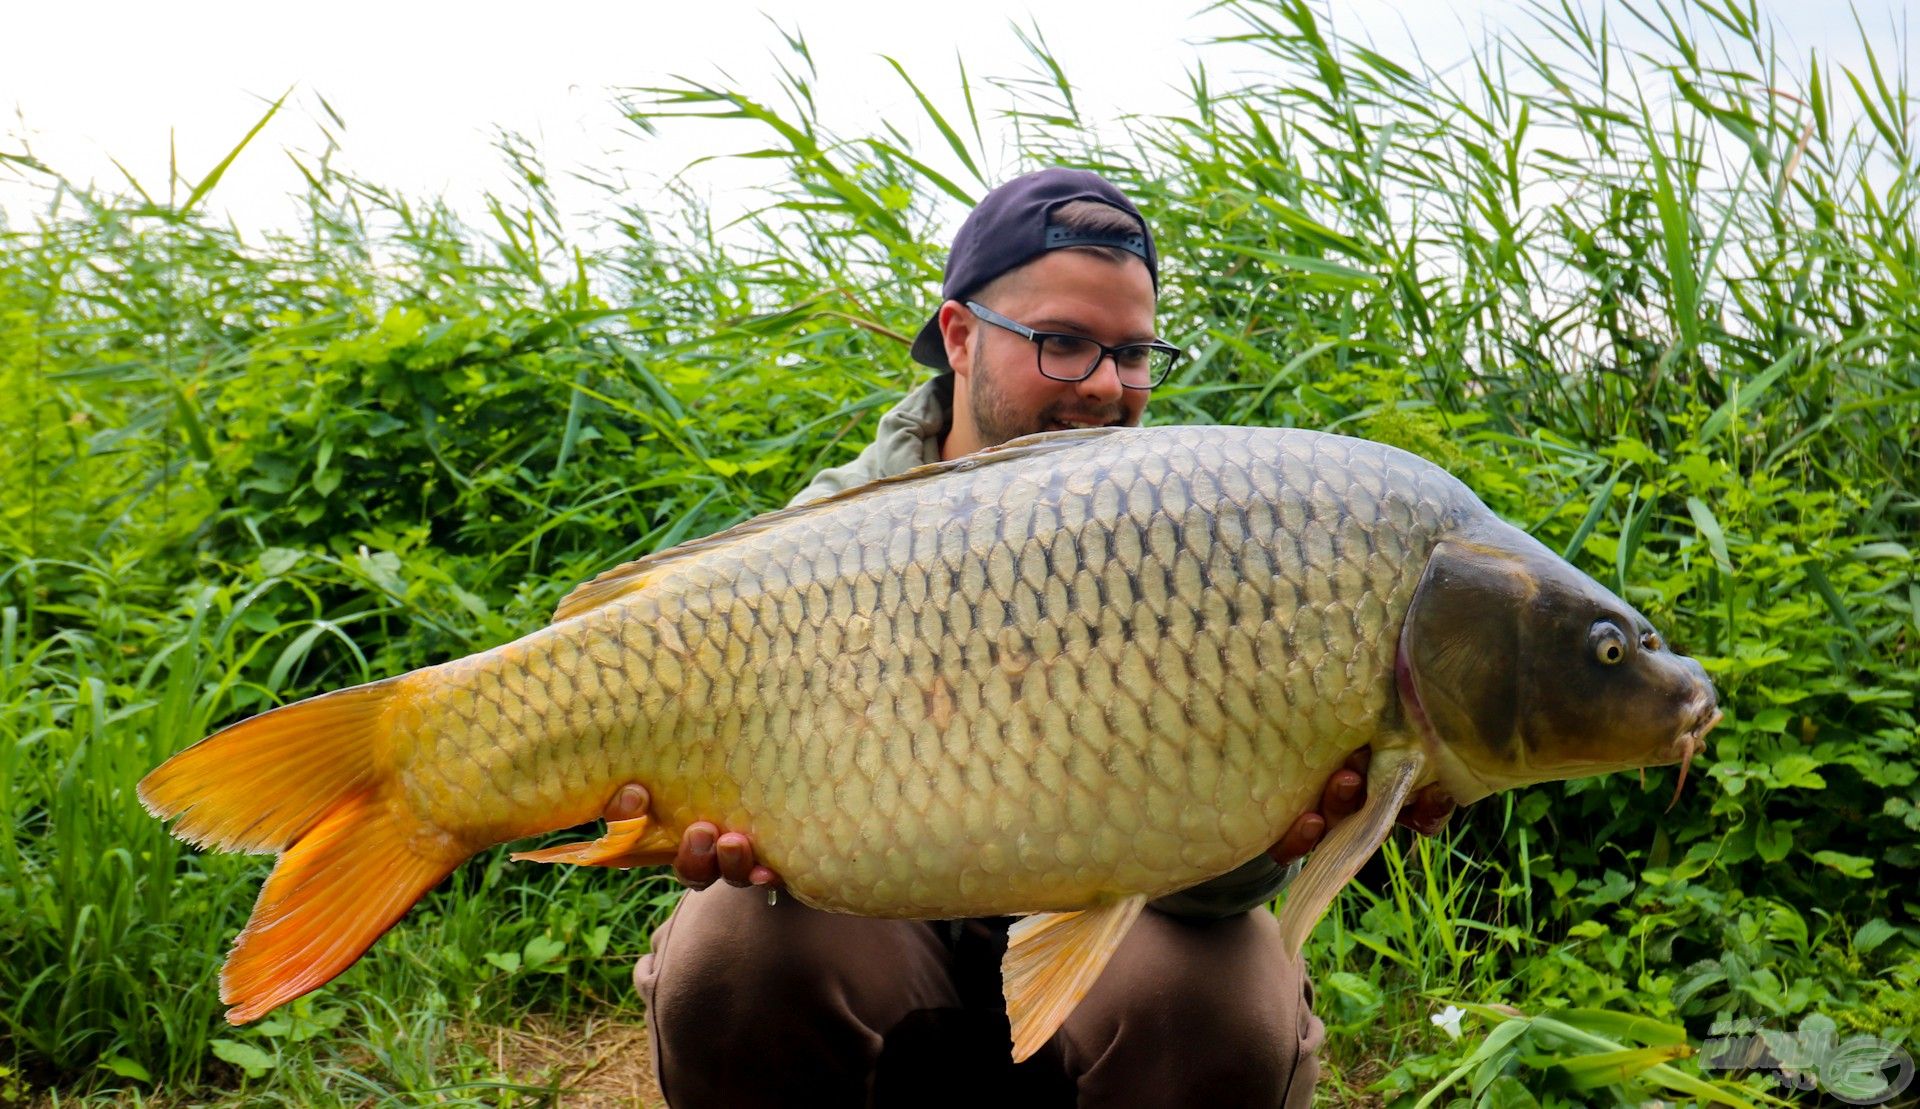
[1431,1004,1466,1040]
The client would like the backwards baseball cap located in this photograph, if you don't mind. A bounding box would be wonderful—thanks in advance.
[909,167,1158,371]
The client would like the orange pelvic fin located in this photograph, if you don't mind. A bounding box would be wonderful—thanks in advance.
[137,676,467,1023]
[1001,894,1147,1062]
[511,815,678,869]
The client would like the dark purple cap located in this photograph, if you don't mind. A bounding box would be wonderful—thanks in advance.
[910,167,1157,371]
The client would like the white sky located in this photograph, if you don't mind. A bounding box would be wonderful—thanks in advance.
[1,0,1910,239]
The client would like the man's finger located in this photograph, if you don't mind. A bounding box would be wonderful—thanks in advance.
[1396,786,1457,836]
[715,832,756,887]
[676,822,719,889]
[1268,812,1325,867]
[1322,768,1364,823]
[605,782,649,821]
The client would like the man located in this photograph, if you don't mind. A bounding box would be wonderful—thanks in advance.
[610,168,1452,1106]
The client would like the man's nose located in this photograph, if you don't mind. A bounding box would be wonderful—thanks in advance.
[1077,353,1126,402]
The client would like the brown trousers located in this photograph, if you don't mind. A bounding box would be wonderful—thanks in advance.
[634,884,1323,1107]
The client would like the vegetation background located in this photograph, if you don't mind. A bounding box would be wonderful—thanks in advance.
[2,0,1915,1104]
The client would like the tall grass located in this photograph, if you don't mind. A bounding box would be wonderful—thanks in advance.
[3,0,1915,1102]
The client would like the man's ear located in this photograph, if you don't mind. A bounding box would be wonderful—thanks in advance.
[938,300,976,378]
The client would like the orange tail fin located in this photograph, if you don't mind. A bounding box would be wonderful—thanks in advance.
[138,679,466,1023]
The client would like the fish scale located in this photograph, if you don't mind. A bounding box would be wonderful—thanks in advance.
[378,426,1466,919]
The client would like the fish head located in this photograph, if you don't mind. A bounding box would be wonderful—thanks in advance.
[1398,523,1720,806]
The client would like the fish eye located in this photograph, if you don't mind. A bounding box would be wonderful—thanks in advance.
[1590,622,1629,666]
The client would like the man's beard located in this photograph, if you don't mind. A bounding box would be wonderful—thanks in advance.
[968,358,1131,448]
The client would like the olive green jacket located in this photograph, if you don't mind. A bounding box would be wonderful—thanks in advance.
[788,376,1299,920]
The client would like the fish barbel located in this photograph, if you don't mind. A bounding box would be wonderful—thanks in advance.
[140,426,1719,1057]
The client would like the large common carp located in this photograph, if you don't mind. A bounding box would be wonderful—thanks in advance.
[141,425,1719,1058]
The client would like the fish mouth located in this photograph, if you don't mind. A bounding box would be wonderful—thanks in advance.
[1663,701,1722,811]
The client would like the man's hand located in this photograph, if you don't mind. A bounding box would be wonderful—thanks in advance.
[604,783,782,891]
[1266,748,1456,867]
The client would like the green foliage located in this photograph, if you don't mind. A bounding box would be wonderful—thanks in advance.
[2,0,1916,1102]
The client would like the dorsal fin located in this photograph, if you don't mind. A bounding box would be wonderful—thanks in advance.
[551,426,1124,623]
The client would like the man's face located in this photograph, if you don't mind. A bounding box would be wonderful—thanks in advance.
[939,249,1157,458]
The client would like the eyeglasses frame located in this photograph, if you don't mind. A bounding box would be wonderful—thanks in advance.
[963,300,1184,390]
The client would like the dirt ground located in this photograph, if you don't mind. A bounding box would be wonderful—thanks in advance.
[472,1014,664,1108]
[480,1018,1390,1108]
[18,1017,1396,1107]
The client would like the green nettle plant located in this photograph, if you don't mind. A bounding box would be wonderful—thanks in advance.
[2,0,1913,1103]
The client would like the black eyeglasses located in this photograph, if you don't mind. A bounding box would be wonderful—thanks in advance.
[965,301,1183,390]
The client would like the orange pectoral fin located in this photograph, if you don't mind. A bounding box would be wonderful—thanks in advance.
[511,816,679,869]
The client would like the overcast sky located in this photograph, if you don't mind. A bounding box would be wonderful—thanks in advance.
[2,0,1909,238]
